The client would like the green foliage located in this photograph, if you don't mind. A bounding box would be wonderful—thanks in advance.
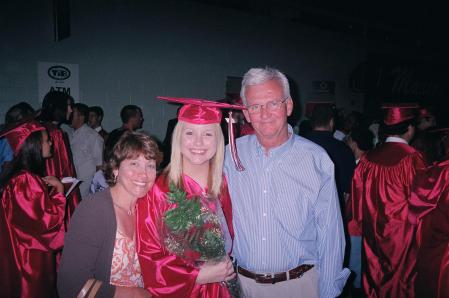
[199,230,226,259]
[164,183,204,232]
[162,182,241,297]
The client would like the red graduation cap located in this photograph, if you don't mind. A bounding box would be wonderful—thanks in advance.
[0,120,45,155]
[158,96,246,171]
[381,103,419,126]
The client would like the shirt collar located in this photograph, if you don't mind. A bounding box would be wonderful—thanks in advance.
[74,123,88,133]
[385,136,408,144]
[254,125,294,157]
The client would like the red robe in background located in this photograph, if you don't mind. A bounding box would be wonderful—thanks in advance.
[0,170,66,298]
[409,159,449,298]
[351,141,425,297]
[43,122,81,230]
[137,174,234,298]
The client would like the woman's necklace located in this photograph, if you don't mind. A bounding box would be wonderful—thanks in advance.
[110,187,136,216]
[113,202,135,216]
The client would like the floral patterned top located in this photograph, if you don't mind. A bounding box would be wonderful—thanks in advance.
[110,230,144,287]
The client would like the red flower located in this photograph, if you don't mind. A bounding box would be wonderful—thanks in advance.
[184,249,202,261]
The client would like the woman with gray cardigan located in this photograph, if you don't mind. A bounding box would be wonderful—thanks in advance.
[58,131,162,298]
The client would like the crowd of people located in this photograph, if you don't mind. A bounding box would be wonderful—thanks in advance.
[0,66,448,298]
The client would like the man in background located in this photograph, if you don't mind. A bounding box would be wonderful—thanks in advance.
[70,103,103,198]
[105,105,143,162]
[305,103,356,207]
[88,106,109,141]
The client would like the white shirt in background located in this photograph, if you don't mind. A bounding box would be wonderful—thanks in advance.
[70,124,103,198]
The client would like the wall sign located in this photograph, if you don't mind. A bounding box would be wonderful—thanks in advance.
[37,61,79,102]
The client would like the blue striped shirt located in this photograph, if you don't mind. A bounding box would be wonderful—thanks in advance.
[224,126,350,298]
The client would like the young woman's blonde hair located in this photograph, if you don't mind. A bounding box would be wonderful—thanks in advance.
[166,121,224,198]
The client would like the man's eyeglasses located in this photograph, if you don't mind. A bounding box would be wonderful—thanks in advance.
[246,97,288,114]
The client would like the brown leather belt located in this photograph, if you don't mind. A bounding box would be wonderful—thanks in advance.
[237,264,314,284]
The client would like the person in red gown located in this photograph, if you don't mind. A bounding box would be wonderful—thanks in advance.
[39,90,81,229]
[137,97,244,297]
[0,121,66,298]
[409,128,449,298]
[349,104,425,297]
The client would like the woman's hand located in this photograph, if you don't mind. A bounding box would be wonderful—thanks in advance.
[42,176,64,194]
[196,257,236,284]
[114,286,152,298]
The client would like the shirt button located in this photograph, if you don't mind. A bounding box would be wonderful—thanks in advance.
[263,213,267,216]
[263,190,267,194]
[262,237,266,241]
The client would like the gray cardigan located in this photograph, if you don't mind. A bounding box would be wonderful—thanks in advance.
[58,189,117,298]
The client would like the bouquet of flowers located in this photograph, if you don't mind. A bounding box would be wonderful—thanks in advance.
[162,183,241,297]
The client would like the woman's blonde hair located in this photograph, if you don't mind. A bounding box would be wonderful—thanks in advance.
[166,121,224,197]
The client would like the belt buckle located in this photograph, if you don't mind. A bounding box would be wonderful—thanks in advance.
[261,273,276,284]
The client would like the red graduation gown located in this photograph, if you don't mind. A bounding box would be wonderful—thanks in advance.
[43,122,81,229]
[136,174,234,298]
[350,142,425,297]
[409,159,449,298]
[0,171,66,298]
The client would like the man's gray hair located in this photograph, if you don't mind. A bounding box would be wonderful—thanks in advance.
[240,67,290,105]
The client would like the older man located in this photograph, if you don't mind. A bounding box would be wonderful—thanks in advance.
[224,67,349,298]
